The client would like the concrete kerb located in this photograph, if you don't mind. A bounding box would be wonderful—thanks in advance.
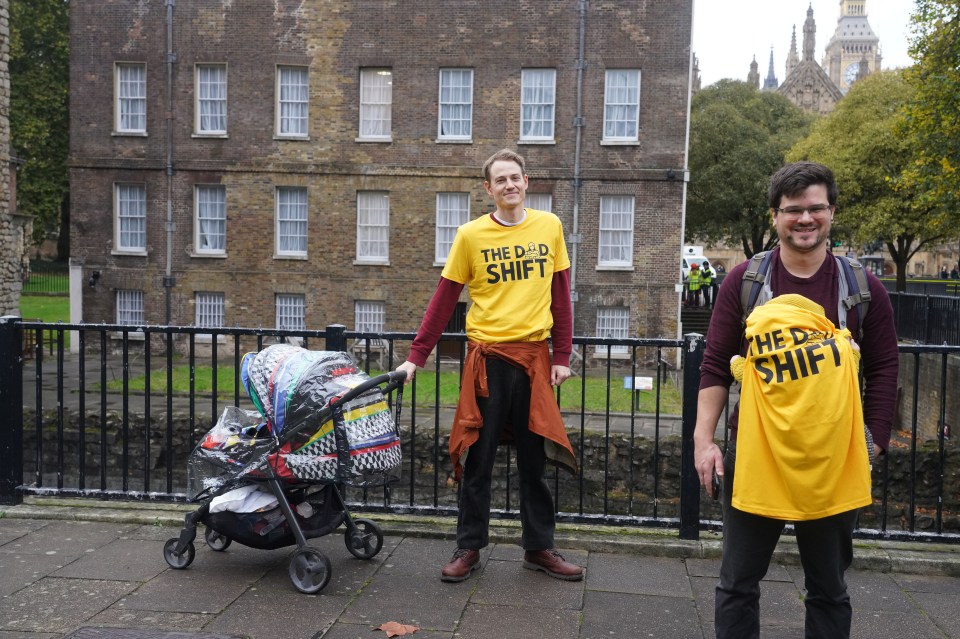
[3,496,960,577]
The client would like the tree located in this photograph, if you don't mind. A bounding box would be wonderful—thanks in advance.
[900,1,960,218]
[686,80,813,257]
[9,0,70,255]
[787,71,948,292]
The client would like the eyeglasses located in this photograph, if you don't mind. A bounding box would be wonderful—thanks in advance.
[773,204,834,217]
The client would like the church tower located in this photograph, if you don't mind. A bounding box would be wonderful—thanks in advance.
[823,0,882,92]
[763,48,778,90]
[748,55,760,89]
[776,4,843,115]
[785,26,800,78]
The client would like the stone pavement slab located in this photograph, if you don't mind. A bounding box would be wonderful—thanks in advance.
[3,504,960,638]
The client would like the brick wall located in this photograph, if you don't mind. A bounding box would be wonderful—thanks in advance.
[70,0,693,349]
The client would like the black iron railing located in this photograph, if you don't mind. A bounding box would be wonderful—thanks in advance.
[1,316,958,545]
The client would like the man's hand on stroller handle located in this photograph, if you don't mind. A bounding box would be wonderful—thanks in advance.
[396,361,417,385]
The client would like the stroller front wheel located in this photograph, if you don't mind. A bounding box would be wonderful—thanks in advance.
[344,518,384,559]
[163,538,196,569]
[288,547,331,594]
[204,527,232,552]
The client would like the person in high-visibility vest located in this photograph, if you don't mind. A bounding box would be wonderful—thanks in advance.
[686,262,702,307]
[701,261,715,308]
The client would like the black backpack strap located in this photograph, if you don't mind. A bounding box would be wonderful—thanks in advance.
[739,251,774,323]
[835,255,872,338]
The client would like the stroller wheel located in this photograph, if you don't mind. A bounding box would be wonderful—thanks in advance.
[204,527,232,552]
[163,537,196,569]
[344,518,384,560]
[288,547,331,594]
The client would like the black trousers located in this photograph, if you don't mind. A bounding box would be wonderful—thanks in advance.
[455,357,555,551]
[715,442,857,639]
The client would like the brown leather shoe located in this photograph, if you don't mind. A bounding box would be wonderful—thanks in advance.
[522,549,584,581]
[440,548,480,582]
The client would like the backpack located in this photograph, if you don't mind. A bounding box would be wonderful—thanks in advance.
[739,250,872,339]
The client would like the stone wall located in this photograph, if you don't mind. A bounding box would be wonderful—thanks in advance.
[0,0,16,315]
[20,407,960,533]
[897,352,960,441]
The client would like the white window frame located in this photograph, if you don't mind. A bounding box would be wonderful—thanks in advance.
[434,192,469,265]
[437,68,473,141]
[115,63,147,134]
[194,185,226,255]
[602,69,641,143]
[116,290,144,326]
[356,191,390,264]
[276,294,306,332]
[358,68,392,141]
[276,65,309,138]
[275,187,308,258]
[355,300,385,333]
[114,183,147,254]
[524,193,553,213]
[520,68,556,142]
[195,291,225,342]
[597,195,635,269]
[595,307,630,357]
[195,64,227,135]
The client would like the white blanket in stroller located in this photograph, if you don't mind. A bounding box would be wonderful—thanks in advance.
[210,485,278,514]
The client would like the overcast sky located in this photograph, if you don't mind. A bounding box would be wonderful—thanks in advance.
[692,0,917,88]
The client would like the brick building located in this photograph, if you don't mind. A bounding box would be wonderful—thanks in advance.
[69,0,693,358]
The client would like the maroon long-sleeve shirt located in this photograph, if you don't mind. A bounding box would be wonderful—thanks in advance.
[699,248,900,451]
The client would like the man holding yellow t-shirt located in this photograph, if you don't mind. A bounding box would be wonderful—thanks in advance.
[396,149,581,584]
[693,162,899,638]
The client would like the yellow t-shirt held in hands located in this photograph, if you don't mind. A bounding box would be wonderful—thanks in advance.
[733,294,872,521]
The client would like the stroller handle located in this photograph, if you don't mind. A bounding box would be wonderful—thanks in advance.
[328,370,406,408]
[277,370,407,446]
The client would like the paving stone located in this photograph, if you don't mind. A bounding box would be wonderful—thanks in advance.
[893,571,960,595]
[0,550,79,597]
[321,621,452,639]
[846,569,919,613]
[0,577,136,633]
[62,628,244,638]
[471,558,584,610]
[586,553,691,597]
[0,519,49,548]
[580,590,702,639]
[81,609,212,633]
[1,521,134,556]
[909,592,960,638]
[456,603,581,639]
[54,538,168,582]
[850,609,946,638]
[338,570,473,631]
[0,631,59,639]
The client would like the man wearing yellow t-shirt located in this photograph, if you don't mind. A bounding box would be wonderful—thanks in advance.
[397,149,582,583]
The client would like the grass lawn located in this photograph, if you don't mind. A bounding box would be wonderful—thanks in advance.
[19,295,70,322]
[19,295,71,349]
[108,364,682,414]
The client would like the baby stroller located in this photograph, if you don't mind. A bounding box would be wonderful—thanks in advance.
[162,345,405,594]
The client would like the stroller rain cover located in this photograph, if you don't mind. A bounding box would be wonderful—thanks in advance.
[188,346,402,500]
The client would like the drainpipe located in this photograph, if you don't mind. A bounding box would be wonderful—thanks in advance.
[570,0,587,328]
[163,0,176,323]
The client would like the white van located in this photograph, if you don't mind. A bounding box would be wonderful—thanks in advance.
[681,246,708,279]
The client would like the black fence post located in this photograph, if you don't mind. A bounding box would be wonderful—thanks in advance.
[679,332,705,540]
[0,316,24,505]
[325,324,347,352]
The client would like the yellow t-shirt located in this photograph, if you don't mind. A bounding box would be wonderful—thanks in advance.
[441,209,570,344]
[733,294,872,520]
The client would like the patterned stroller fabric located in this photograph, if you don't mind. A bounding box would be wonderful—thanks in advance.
[187,347,402,500]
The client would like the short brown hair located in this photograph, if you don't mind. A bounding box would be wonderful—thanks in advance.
[768,161,838,209]
[483,149,525,182]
